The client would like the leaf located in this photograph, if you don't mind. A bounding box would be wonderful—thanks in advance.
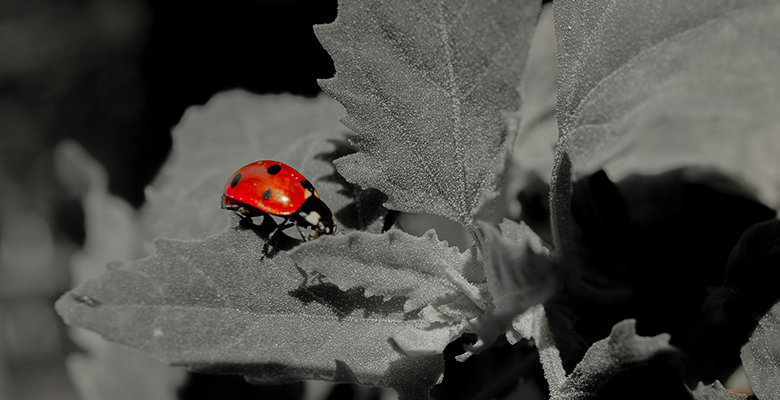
[553,0,780,206]
[470,220,560,349]
[691,381,747,400]
[55,218,444,400]
[317,0,542,225]
[288,229,484,317]
[141,91,347,242]
[741,300,780,400]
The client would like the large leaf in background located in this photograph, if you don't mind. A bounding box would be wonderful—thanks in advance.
[55,217,445,400]
[553,0,780,207]
[741,301,780,400]
[317,0,541,225]
[54,141,186,400]
[141,91,347,242]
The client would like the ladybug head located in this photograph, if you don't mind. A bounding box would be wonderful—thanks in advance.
[295,196,336,237]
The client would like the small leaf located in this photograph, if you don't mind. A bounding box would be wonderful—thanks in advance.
[741,300,780,400]
[553,0,780,205]
[318,0,542,225]
[55,220,443,399]
[141,92,347,242]
[691,381,747,400]
[288,229,484,316]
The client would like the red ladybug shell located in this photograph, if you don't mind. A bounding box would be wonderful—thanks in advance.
[222,160,319,216]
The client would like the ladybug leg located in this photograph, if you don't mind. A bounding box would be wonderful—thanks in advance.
[294,222,308,242]
[262,216,295,260]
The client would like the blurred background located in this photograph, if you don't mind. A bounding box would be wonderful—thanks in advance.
[0,0,337,398]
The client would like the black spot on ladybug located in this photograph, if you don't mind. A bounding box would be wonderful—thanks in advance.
[231,173,242,188]
[301,180,315,191]
[262,189,272,200]
[267,164,282,175]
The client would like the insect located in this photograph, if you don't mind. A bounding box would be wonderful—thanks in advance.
[220,160,336,256]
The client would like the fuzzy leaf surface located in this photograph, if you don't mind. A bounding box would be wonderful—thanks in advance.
[289,229,484,318]
[741,300,780,400]
[141,92,347,242]
[55,220,444,399]
[553,0,780,207]
[318,0,541,225]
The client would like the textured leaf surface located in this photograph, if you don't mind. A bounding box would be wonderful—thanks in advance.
[318,0,541,225]
[289,229,484,317]
[55,218,443,399]
[554,0,780,207]
[141,91,347,242]
[741,301,780,400]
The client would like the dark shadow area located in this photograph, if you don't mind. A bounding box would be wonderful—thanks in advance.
[594,349,692,400]
[431,335,545,400]
[178,372,303,400]
[533,167,776,387]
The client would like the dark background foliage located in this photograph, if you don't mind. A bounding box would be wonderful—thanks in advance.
[1,0,335,398]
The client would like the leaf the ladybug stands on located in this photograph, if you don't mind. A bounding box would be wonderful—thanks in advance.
[55,216,444,400]
[317,0,542,226]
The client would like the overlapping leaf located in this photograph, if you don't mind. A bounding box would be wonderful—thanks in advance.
[289,229,484,316]
[55,220,445,400]
[553,0,780,207]
[317,0,542,225]
[141,92,347,242]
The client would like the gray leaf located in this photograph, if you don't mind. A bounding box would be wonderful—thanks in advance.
[318,0,541,225]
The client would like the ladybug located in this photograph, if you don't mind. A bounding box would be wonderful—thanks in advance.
[221,161,336,253]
